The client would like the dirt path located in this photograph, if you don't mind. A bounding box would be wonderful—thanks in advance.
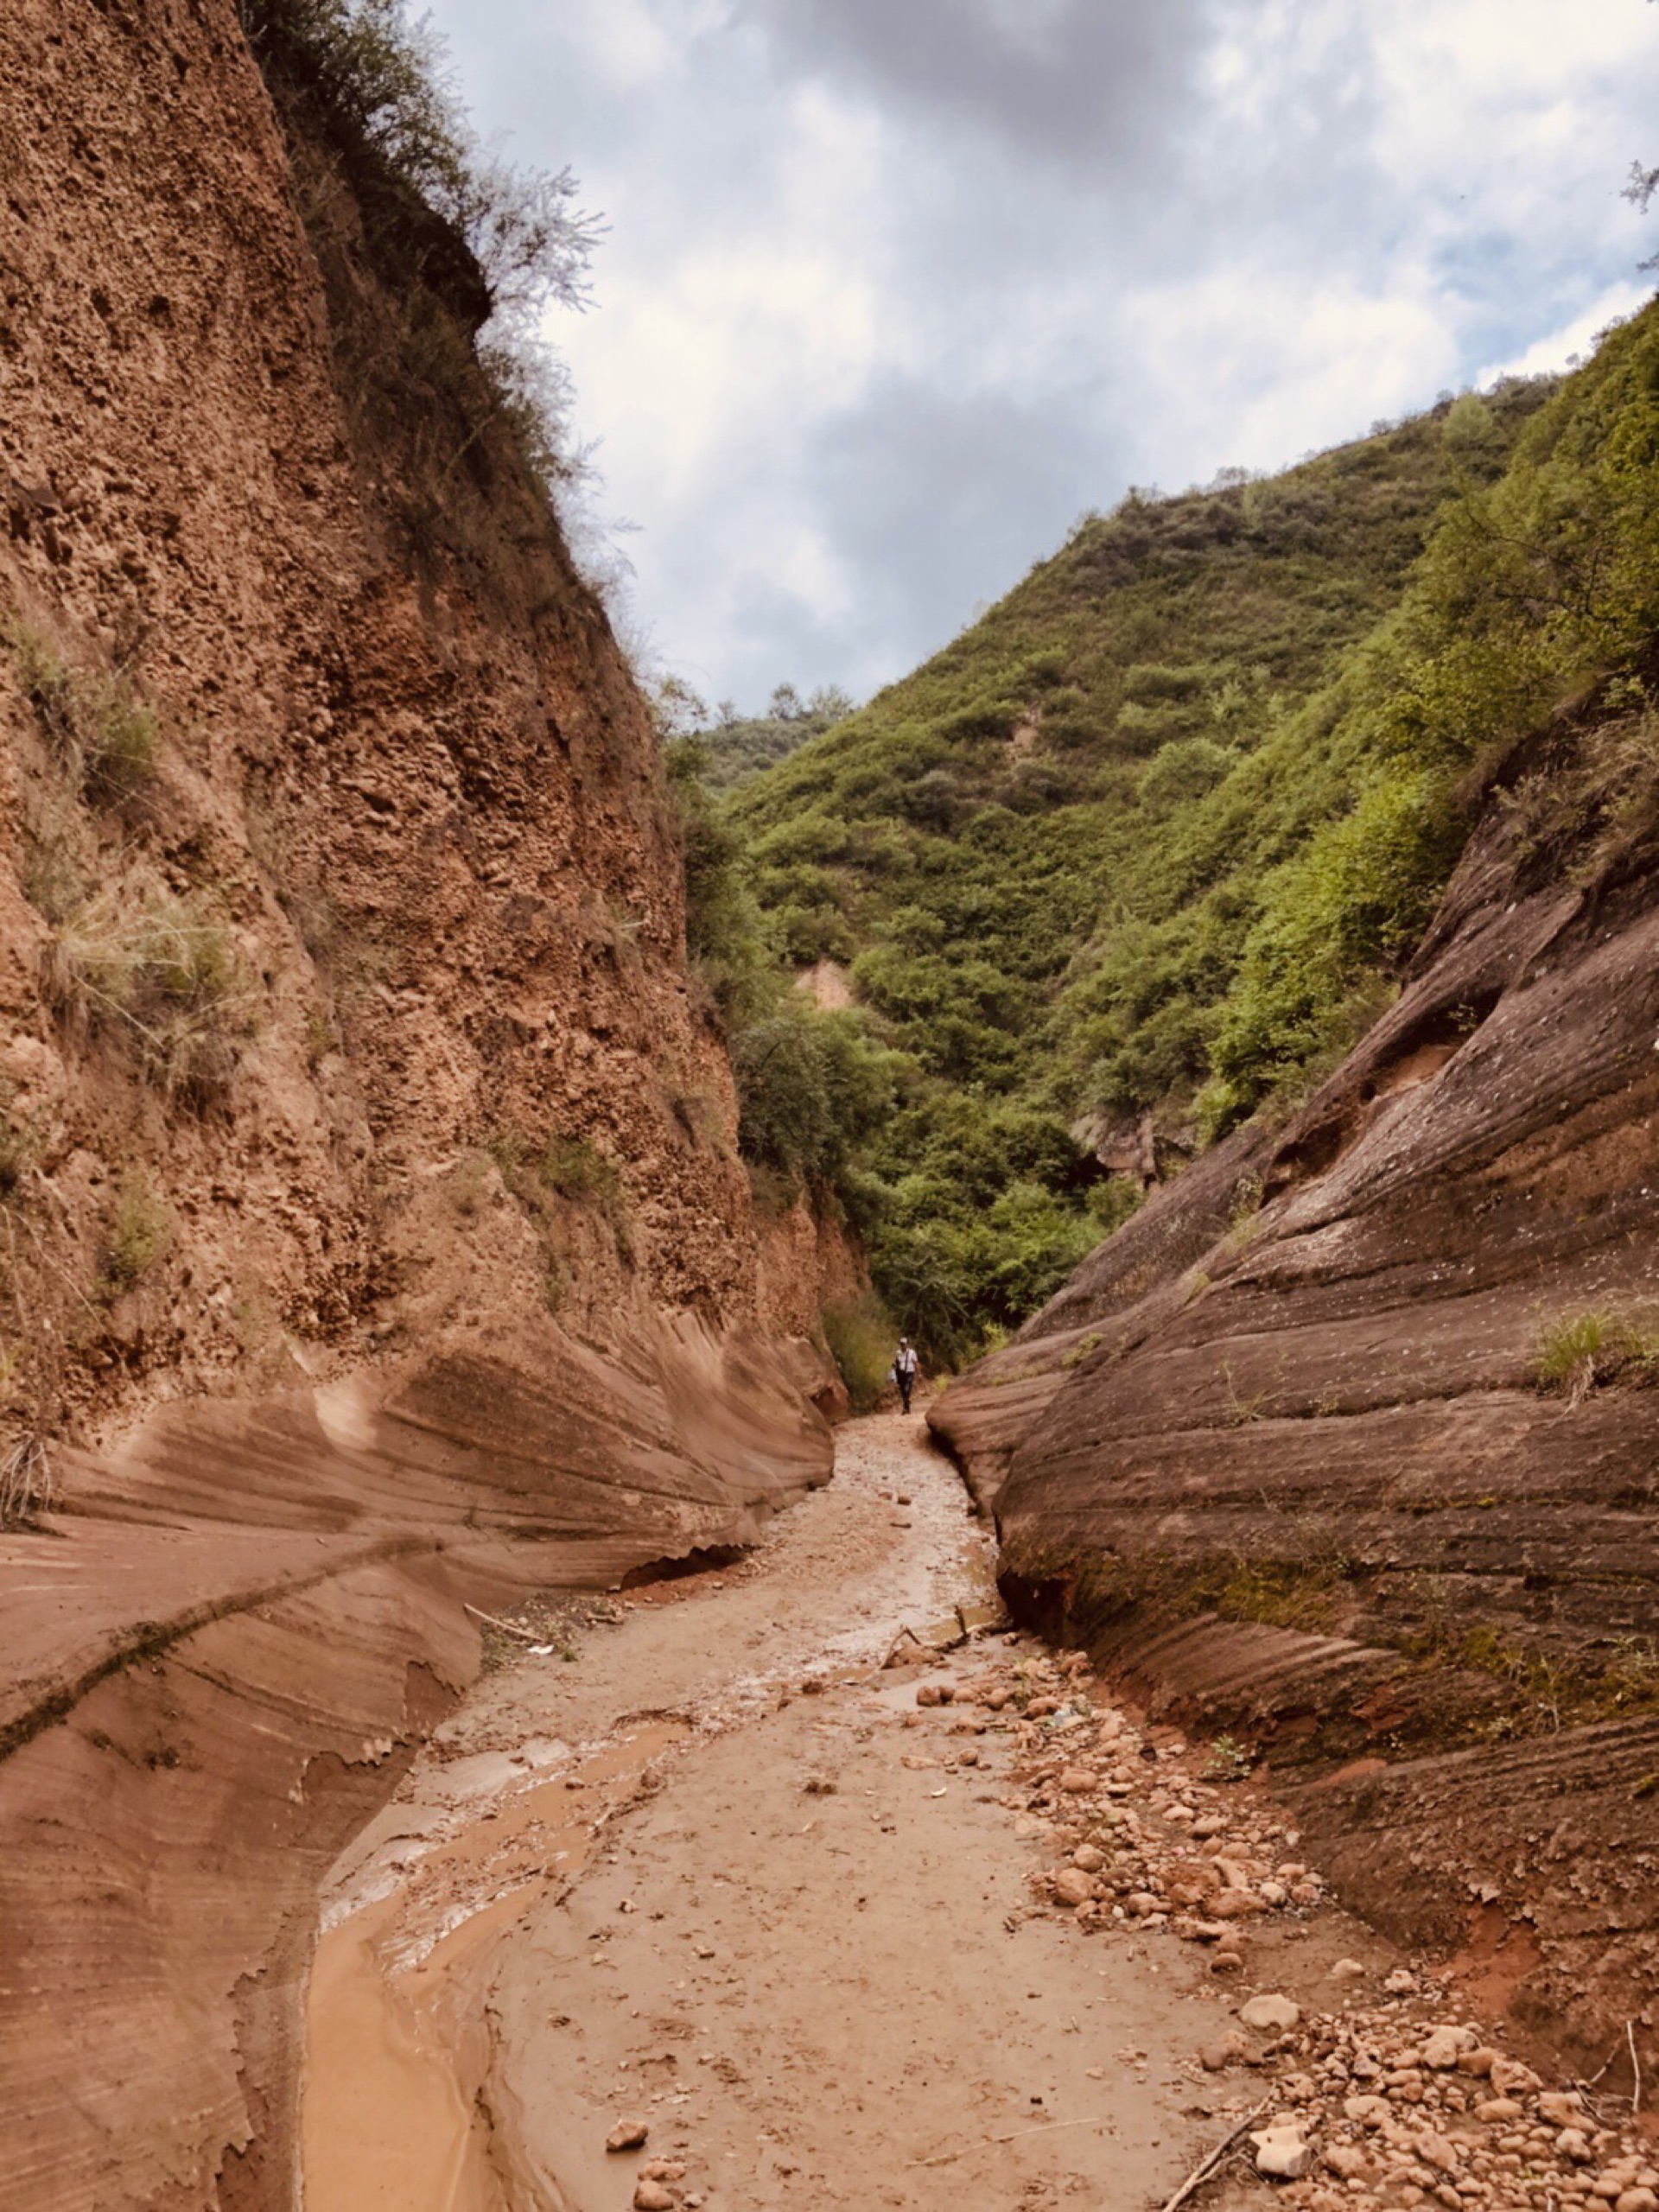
[301,1412,1247,2208]
[299,1414,1655,2212]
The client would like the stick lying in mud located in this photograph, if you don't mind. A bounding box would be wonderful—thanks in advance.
[883,1625,925,1668]
[463,1602,542,1644]
[1154,2100,1270,2212]
[906,2115,1116,2169]
[1630,2018,1643,2117]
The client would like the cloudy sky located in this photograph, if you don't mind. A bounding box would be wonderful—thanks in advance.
[426,0,1659,713]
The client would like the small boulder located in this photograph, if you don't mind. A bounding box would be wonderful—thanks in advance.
[1200,2031,1252,2071]
[1250,2126,1313,2181]
[1208,1888,1265,1919]
[1616,2191,1659,2212]
[633,2183,675,2212]
[1052,1866,1095,1907]
[1058,1767,1096,1795]
[1414,2130,1461,2174]
[1343,2096,1389,2130]
[1537,2090,1585,2126]
[1420,2025,1478,2070]
[607,2119,650,2153]
[1072,1844,1106,1873]
[1489,2056,1542,2096]
[1239,1993,1300,2034]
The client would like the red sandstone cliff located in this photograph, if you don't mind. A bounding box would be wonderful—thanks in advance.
[0,3,848,2202]
[930,707,1659,2070]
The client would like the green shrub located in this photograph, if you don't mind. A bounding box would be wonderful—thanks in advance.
[483,1127,633,1268]
[539,1135,622,1205]
[9,621,157,802]
[236,0,601,525]
[102,1172,171,1294]
[821,1294,897,1413]
[733,1007,896,1204]
[1535,1308,1659,1395]
[83,685,157,799]
[1136,736,1232,811]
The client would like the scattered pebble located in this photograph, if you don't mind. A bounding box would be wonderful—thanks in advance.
[892,1633,1654,2212]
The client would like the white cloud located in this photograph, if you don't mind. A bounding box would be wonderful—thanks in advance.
[1477,277,1653,384]
[427,0,1659,709]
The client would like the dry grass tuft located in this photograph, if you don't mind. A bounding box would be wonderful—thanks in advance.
[10,620,157,803]
[46,882,248,1108]
[1535,1306,1659,1404]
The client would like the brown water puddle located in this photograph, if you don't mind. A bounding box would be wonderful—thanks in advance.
[302,1720,688,2212]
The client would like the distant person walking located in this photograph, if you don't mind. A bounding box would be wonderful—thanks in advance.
[891,1336,919,1414]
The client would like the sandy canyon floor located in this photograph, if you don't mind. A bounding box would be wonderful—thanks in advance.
[299,1414,1656,2212]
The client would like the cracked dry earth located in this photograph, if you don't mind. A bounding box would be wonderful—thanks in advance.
[299,1414,1656,2212]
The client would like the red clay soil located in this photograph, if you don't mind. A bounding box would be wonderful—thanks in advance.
[931,755,1659,2082]
[0,2,847,2203]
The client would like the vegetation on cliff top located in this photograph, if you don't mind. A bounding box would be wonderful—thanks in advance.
[238,0,601,550]
[700,300,1659,1363]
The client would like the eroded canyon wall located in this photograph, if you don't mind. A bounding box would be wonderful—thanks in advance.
[0,3,843,2202]
[931,718,1659,2069]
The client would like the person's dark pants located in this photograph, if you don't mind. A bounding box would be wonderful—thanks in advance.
[898,1376,913,1413]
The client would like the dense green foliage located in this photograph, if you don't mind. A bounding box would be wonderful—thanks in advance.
[692,685,857,794]
[696,308,1659,1363]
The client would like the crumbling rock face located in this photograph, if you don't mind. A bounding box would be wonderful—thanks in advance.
[931,776,1659,2065]
[0,1,845,2202]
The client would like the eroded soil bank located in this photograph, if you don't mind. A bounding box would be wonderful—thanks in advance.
[293,1414,1659,2212]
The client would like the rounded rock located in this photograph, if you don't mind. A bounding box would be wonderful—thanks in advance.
[1239,1993,1300,2033]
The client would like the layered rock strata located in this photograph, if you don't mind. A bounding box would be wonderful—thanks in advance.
[931,742,1659,2069]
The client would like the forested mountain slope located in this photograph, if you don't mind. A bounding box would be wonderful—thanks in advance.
[721,378,1557,1356]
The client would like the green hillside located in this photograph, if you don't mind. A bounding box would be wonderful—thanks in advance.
[685,303,1659,1364]
[687,684,855,794]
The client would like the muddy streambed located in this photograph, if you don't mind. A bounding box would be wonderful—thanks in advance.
[296,1416,1437,2212]
[302,1413,1016,2210]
